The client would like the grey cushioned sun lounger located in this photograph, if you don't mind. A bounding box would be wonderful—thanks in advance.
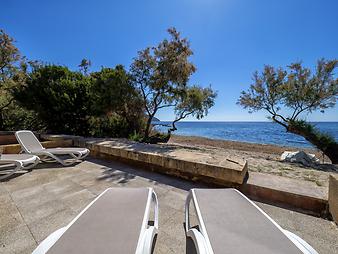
[15,130,89,166]
[185,188,318,254]
[33,187,158,254]
[0,154,39,180]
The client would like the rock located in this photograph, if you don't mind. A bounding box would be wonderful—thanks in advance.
[280,151,319,166]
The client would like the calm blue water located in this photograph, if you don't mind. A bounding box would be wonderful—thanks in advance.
[155,122,338,148]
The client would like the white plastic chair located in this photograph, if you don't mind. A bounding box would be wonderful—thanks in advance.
[15,130,89,166]
[0,154,40,180]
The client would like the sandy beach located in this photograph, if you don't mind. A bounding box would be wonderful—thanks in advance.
[169,135,338,187]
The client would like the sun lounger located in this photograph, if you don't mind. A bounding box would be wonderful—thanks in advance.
[15,130,89,166]
[185,188,318,254]
[32,187,159,254]
[0,154,39,180]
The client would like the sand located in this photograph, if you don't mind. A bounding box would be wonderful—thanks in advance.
[169,135,338,187]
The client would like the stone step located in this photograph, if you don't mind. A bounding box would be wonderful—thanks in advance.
[240,172,328,217]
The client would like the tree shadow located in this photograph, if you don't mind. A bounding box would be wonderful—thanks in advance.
[86,157,209,191]
[86,138,181,156]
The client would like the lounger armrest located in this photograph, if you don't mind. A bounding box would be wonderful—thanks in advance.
[32,227,67,254]
[152,189,159,229]
[186,228,209,254]
[138,226,157,254]
[185,189,214,254]
[136,188,159,254]
[283,230,319,254]
[0,160,22,167]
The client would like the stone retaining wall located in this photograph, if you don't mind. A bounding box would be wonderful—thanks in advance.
[81,139,248,186]
[0,140,73,154]
[329,175,338,223]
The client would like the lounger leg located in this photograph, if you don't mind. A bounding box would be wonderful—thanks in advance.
[22,157,40,170]
[0,161,23,180]
[41,152,78,166]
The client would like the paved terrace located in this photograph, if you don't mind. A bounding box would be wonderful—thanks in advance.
[1,157,337,254]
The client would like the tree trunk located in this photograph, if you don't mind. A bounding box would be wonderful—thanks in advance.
[143,114,154,140]
[287,125,338,164]
[0,111,4,130]
[323,144,338,164]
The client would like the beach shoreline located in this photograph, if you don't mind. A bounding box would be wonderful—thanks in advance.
[168,134,337,187]
[169,134,319,156]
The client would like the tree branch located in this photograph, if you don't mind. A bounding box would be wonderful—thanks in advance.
[0,98,14,111]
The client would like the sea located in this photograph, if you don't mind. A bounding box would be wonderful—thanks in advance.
[154,121,338,148]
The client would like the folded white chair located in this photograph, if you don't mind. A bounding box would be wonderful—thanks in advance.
[15,130,89,166]
[0,154,40,180]
[185,188,318,254]
[33,187,159,254]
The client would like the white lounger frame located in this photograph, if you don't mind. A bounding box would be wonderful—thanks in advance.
[15,130,89,166]
[0,155,40,180]
[185,189,319,254]
[33,187,159,254]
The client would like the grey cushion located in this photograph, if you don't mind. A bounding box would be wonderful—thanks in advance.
[47,188,149,254]
[193,189,303,254]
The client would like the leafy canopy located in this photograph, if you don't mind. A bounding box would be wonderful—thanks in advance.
[238,59,338,163]
[238,59,338,128]
[130,27,216,139]
[14,65,92,135]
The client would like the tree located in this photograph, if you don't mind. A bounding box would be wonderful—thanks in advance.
[14,65,92,135]
[89,65,144,137]
[238,59,338,164]
[170,86,216,132]
[78,58,91,75]
[130,27,216,141]
[0,29,22,129]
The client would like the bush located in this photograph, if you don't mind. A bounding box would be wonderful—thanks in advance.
[13,65,92,135]
[89,114,131,138]
[128,131,144,142]
[2,103,44,131]
[13,64,146,138]
[90,66,145,136]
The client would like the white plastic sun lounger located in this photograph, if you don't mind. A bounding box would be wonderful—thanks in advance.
[33,187,159,254]
[185,188,318,254]
[15,130,89,166]
[0,154,40,180]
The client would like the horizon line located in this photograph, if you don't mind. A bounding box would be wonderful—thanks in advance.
[156,120,338,123]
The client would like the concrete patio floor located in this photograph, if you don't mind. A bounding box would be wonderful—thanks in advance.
[0,157,337,254]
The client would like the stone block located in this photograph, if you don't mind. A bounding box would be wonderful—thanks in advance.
[329,174,338,224]
[0,140,72,154]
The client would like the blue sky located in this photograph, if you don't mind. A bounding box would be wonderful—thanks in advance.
[2,0,337,121]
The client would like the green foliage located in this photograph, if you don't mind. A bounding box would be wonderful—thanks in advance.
[90,65,145,136]
[238,59,338,163]
[1,104,44,131]
[238,59,338,124]
[288,120,337,151]
[88,114,130,138]
[90,66,138,115]
[12,64,145,138]
[0,29,21,82]
[0,29,39,130]
[128,131,144,142]
[172,86,216,130]
[2,28,215,145]
[13,65,92,135]
[130,27,216,140]
[143,132,170,144]
[78,58,91,75]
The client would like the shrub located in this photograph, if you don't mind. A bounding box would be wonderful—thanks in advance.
[13,65,92,135]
